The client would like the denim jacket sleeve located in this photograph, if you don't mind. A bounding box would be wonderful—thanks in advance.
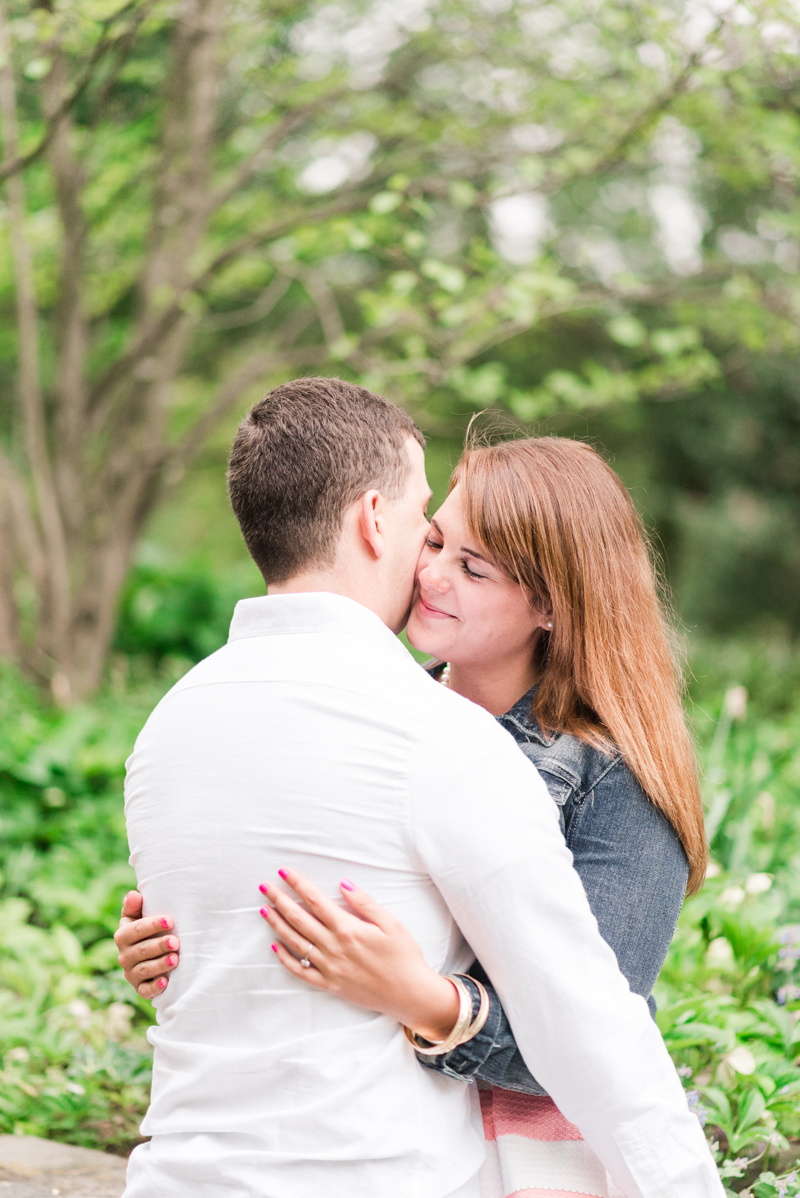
[419,754,690,1093]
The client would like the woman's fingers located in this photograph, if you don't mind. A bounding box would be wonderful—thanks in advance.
[262,876,341,949]
[260,905,322,969]
[137,975,171,1000]
[338,879,398,934]
[273,867,350,932]
[129,950,179,987]
[270,939,330,990]
[121,890,144,920]
[115,913,174,954]
[117,929,180,974]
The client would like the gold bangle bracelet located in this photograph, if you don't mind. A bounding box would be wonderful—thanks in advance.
[452,973,490,1042]
[404,974,473,1056]
[404,973,490,1057]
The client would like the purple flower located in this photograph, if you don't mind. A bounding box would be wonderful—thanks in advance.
[686,1090,708,1128]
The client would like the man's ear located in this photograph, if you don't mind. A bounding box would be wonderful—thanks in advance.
[357,490,385,560]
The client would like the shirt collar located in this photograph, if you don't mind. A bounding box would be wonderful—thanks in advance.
[228,592,409,659]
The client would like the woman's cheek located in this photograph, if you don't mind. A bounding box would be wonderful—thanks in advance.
[415,544,436,577]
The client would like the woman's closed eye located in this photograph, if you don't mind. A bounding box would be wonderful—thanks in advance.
[425,537,443,551]
[460,558,485,580]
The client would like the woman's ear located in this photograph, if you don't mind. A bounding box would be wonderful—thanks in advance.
[357,490,385,560]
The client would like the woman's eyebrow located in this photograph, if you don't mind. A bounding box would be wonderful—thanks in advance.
[431,517,490,563]
[461,545,490,563]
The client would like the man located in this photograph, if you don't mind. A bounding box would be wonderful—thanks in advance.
[119,377,721,1197]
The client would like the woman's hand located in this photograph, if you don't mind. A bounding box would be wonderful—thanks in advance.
[260,867,460,1042]
[114,890,180,999]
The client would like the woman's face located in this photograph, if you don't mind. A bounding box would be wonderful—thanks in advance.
[406,486,549,670]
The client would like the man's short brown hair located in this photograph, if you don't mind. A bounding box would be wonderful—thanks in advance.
[227,377,425,583]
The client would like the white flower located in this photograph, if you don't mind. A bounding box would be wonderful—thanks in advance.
[724,685,748,721]
[106,1002,133,1042]
[726,1046,757,1075]
[745,873,773,896]
[706,937,735,968]
[721,885,746,910]
[67,999,92,1030]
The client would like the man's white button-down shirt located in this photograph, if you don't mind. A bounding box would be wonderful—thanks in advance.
[123,592,721,1198]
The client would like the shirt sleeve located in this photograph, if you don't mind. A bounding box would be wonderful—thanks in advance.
[408,720,721,1198]
[422,759,689,1093]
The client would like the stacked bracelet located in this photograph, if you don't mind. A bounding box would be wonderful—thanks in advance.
[404,974,490,1057]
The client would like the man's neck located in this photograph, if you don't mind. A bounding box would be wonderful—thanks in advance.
[268,572,388,627]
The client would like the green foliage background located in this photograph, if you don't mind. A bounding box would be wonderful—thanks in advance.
[1,0,800,1193]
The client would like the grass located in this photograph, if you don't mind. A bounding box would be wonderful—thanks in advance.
[1,629,800,1194]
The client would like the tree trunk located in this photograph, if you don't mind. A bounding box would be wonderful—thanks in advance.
[0,0,229,702]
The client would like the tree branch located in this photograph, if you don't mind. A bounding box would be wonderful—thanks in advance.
[87,0,158,126]
[207,88,349,216]
[88,186,372,418]
[46,52,90,533]
[202,272,291,331]
[0,0,70,644]
[138,0,226,323]
[0,0,150,185]
[0,496,21,662]
[287,263,346,347]
[546,17,732,189]
[189,186,377,298]
[0,449,45,590]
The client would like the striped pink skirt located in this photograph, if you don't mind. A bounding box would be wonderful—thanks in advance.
[479,1087,618,1198]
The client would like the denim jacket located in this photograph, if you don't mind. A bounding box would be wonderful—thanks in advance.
[420,681,689,1095]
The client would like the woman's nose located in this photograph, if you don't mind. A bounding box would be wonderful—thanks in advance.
[419,559,450,594]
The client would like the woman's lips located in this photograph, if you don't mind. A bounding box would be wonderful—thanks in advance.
[417,596,455,620]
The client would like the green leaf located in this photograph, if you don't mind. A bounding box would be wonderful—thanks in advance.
[736,1087,767,1134]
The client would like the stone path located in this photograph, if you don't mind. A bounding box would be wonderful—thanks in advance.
[0,1136,127,1198]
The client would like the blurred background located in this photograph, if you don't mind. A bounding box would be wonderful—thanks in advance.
[1,0,800,1190]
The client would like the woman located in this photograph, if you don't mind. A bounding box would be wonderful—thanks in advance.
[118,436,706,1198]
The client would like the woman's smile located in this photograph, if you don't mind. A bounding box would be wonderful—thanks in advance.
[416,594,456,620]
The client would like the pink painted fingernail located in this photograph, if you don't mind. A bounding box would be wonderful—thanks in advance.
[271,943,278,953]
[158,978,167,989]
[341,879,355,891]
[259,907,270,919]
[278,869,288,880]
[259,883,269,895]
[160,918,170,929]
[166,955,175,967]
[166,938,176,950]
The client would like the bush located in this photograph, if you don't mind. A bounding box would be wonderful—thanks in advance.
[0,662,171,1153]
[115,559,262,665]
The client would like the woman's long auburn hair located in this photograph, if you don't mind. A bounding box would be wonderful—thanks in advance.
[451,436,707,895]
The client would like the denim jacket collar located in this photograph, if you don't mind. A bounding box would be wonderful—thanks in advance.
[497,686,557,747]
